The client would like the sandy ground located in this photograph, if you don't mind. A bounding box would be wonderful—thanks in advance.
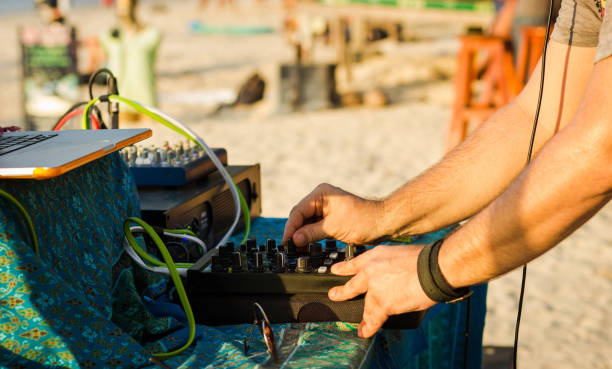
[1,1,611,368]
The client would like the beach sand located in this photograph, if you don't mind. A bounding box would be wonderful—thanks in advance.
[0,1,610,368]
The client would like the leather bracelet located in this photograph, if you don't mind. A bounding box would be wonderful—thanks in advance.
[417,240,448,302]
[417,239,471,303]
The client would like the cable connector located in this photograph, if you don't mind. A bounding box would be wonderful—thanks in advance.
[99,94,111,103]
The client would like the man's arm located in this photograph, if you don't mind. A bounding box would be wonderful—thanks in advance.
[380,41,595,237]
[437,56,612,287]
[283,41,595,246]
[329,54,612,338]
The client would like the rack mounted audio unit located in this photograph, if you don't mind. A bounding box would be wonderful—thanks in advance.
[138,165,261,248]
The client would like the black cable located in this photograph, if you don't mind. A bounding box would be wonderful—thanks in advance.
[463,294,471,369]
[513,1,554,368]
[88,68,118,100]
[88,68,120,128]
[53,101,107,130]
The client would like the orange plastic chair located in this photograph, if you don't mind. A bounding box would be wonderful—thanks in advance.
[446,26,547,152]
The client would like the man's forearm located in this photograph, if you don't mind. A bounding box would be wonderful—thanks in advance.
[381,101,534,237]
[437,68,612,287]
[379,42,596,239]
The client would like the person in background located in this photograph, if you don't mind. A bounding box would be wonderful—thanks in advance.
[35,0,67,24]
[99,0,161,121]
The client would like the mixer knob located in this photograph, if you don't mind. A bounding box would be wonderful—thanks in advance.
[211,255,224,272]
[345,244,356,261]
[325,239,337,251]
[246,238,257,252]
[274,252,286,273]
[176,143,184,157]
[266,240,277,258]
[309,242,323,268]
[309,242,322,257]
[295,256,311,273]
[231,252,243,272]
[286,239,297,258]
[253,252,265,272]
[167,150,176,164]
[219,245,233,257]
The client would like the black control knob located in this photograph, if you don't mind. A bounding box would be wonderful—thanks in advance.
[309,242,323,268]
[219,244,233,267]
[231,252,243,272]
[286,239,297,258]
[219,245,233,257]
[259,245,266,253]
[309,242,322,256]
[253,252,265,272]
[211,255,224,272]
[345,244,356,261]
[325,239,337,251]
[266,239,277,255]
[246,238,257,252]
[274,252,286,273]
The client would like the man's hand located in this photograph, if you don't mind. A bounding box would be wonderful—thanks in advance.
[328,245,436,338]
[282,183,387,247]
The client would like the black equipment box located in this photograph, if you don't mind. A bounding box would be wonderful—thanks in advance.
[186,240,427,328]
[138,165,262,248]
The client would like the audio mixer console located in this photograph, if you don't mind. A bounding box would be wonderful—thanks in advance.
[186,239,427,328]
[120,142,227,187]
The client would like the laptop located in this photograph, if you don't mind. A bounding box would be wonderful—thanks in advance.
[0,129,151,179]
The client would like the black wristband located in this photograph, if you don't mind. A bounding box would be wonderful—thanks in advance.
[417,240,449,302]
[417,239,471,303]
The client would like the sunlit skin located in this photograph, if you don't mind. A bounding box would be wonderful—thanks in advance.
[283,41,612,338]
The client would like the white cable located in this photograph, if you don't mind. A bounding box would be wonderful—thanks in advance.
[123,239,187,276]
[124,227,208,277]
[135,102,242,250]
[129,226,208,253]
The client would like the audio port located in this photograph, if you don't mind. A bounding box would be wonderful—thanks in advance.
[189,217,200,233]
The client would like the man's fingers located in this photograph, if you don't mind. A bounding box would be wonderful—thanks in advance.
[292,222,327,247]
[330,247,380,276]
[329,271,368,301]
[282,192,322,244]
[358,293,388,338]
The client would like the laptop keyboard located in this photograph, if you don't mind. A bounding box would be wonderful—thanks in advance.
[0,133,58,156]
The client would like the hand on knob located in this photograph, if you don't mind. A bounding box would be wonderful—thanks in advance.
[282,183,388,248]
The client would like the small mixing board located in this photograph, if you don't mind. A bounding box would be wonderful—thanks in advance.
[186,238,427,328]
[120,142,227,186]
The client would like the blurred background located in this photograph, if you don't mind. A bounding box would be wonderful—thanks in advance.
[0,0,610,368]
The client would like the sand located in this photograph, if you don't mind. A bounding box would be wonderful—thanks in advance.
[0,1,610,368]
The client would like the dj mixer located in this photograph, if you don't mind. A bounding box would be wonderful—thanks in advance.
[120,142,227,187]
[186,238,426,328]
